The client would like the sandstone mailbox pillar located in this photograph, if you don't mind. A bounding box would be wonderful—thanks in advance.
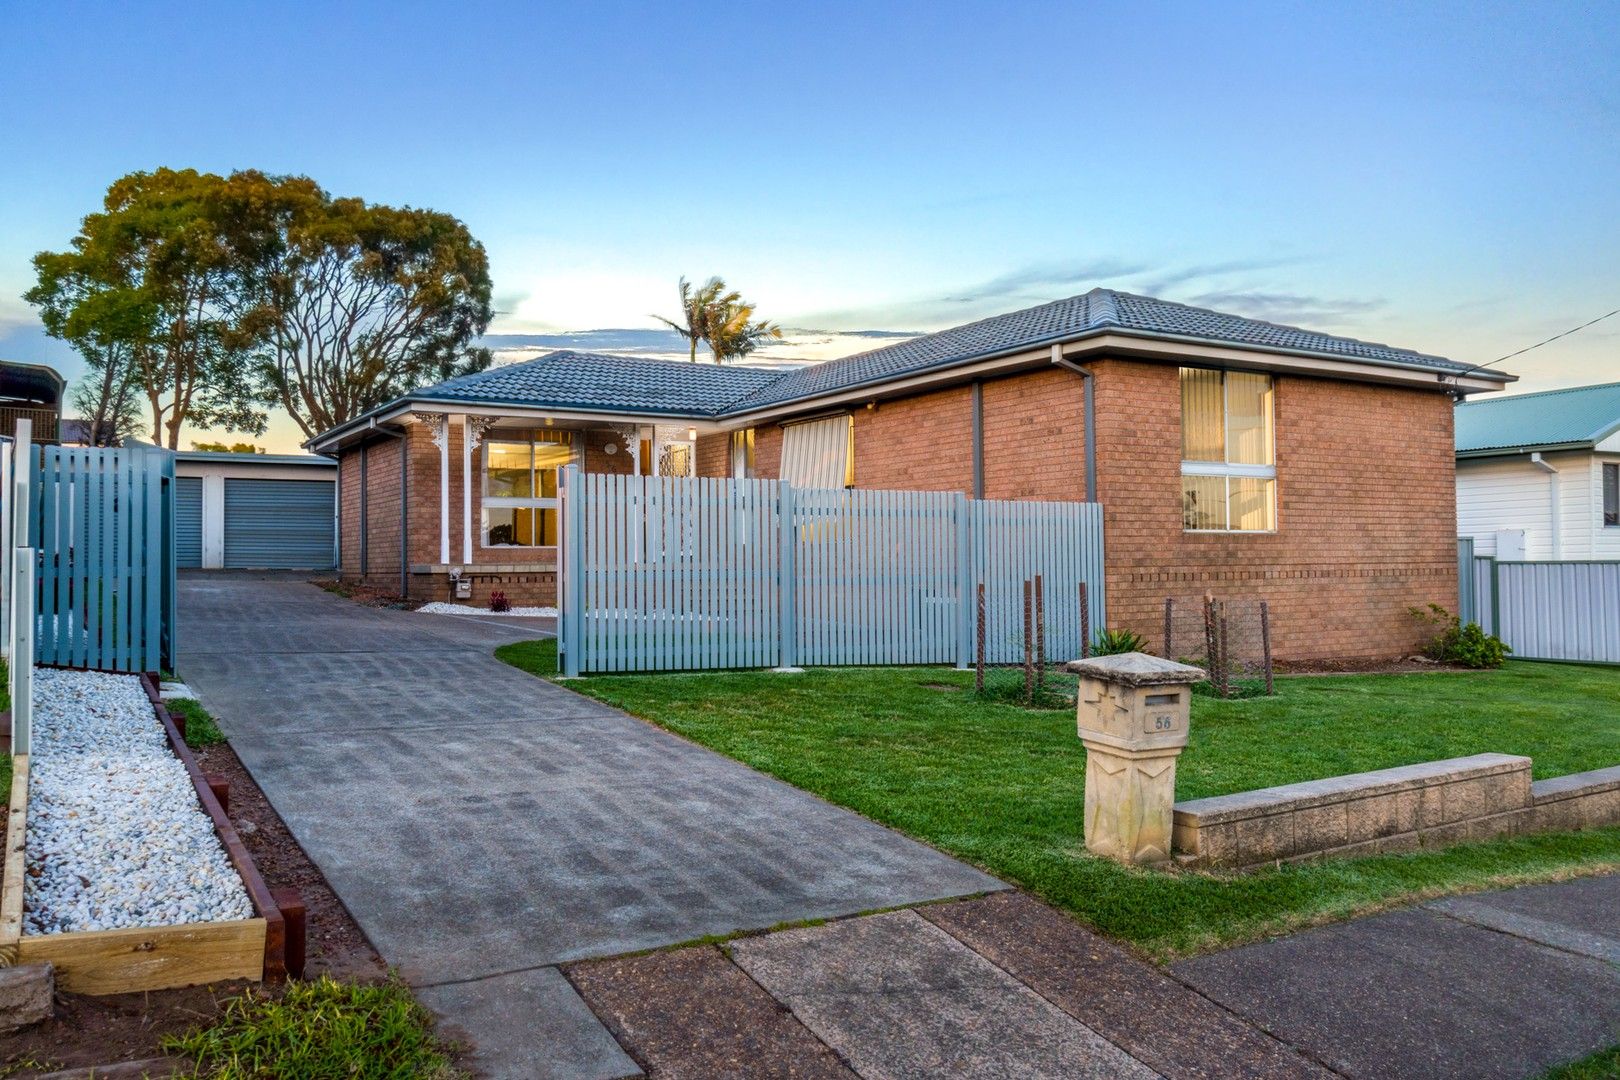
[1065,652,1206,865]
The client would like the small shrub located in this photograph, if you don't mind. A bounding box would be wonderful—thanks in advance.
[489,590,511,613]
[1090,627,1147,656]
[1409,603,1510,668]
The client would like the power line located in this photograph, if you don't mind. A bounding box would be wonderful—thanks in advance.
[1451,306,1620,381]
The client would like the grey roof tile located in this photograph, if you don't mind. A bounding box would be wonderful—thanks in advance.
[398,289,1491,423]
[415,350,782,416]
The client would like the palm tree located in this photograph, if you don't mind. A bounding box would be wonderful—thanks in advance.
[653,276,733,363]
[706,300,783,363]
[654,276,781,364]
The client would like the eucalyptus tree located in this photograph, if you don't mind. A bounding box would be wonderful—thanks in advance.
[27,167,270,448]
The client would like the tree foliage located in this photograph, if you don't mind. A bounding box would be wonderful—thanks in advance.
[68,341,143,447]
[655,276,782,364]
[27,168,493,447]
[191,441,265,454]
[27,168,272,448]
[245,186,493,439]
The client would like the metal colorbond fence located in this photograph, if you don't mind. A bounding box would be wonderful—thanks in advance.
[1460,542,1620,664]
[558,468,1105,674]
[20,444,177,673]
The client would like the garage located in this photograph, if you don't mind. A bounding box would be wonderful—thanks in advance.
[175,452,337,570]
[224,478,336,569]
[175,476,203,569]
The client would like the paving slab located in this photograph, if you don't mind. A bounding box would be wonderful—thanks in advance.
[1174,907,1620,1080]
[727,909,1157,1080]
[414,966,640,1080]
[920,892,1330,1079]
[568,946,857,1079]
[1427,875,1620,964]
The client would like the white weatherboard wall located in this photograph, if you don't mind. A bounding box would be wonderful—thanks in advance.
[174,455,336,569]
[1457,451,1613,559]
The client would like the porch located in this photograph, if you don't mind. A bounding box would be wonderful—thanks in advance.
[336,406,733,607]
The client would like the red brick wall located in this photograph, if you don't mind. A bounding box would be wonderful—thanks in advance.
[1089,358,1456,660]
[697,432,729,477]
[847,386,974,493]
[981,368,1086,501]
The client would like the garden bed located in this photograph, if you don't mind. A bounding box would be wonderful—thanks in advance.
[0,670,291,995]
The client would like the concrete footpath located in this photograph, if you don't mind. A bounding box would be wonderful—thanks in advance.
[574,877,1620,1080]
[1175,874,1620,1080]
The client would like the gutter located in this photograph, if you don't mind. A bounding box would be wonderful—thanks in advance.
[1049,346,1098,501]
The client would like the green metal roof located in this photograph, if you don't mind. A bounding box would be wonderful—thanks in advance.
[1455,381,1620,456]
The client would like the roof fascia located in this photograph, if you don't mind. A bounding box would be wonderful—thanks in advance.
[1456,441,1596,460]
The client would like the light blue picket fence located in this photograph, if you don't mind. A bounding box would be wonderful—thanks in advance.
[558,469,1105,674]
[18,445,177,673]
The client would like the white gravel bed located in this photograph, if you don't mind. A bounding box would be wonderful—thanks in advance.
[22,668,253,936]
[416,601,558,618]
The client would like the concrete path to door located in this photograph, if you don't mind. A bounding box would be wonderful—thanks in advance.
[177,573,1002,1079]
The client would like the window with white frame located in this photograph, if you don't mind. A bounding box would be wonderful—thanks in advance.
[1604,463,1618,527]
[483,430,573,546]
[730,428,755,478]
[1180,368,1276,531]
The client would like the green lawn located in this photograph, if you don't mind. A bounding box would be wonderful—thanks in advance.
[1544,1044,1620,1080]
[501,640,1620,958]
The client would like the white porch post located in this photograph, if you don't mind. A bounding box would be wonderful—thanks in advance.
[463,416,496,563]
[426,413,450,564]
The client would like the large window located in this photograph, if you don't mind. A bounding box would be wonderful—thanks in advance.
[483,430,573,547]
[1605,463,1618,528]
[1181,368,1276,531]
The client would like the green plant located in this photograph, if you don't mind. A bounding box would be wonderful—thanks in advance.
[1409,603,1510,668]
[1090,627,1147,656]
[163,975,463,1079]
[168,697,226,748]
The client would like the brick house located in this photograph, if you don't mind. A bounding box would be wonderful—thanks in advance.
[309,288,1512,659]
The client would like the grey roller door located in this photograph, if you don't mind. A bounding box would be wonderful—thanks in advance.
[175,477,203,569]
[224,478,335,569]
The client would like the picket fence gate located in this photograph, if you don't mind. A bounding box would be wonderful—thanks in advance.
[0,437,178,676]
[558,468,1106,675]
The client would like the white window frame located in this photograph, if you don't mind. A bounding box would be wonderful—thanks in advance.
[1180,368,1277,533]
[482,432,572,548]
[1604,462,1618,528]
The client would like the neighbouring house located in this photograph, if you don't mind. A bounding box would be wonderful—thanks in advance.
[1456,381,1620,560]
[310,288,1512,659]
[0,360,64,443]
[174,450,337,570]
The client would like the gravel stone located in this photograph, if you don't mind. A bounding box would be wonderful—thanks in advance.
[22,668,253,936]
[415,602,557,617]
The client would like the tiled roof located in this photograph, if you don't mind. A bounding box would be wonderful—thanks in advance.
[373,288,1497,432]
[415,350,783,416]
[1455,381,1620,455]
[725,288,1481,410]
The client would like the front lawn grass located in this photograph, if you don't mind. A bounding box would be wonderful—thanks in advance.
[163,975,463,1079]
[500,640,1620,959]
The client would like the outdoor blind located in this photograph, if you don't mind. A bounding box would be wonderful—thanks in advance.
[779,415,852,489]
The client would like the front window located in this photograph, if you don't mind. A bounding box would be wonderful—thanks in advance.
[730,429,755,478]
[1181,368,1276,531]
[1605,463,1618,527]
[483,430,573,546]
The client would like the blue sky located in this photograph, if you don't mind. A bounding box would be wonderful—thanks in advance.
[1,1,1616,450]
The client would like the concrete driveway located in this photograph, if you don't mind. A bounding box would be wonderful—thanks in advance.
[178,573,1002,1079]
